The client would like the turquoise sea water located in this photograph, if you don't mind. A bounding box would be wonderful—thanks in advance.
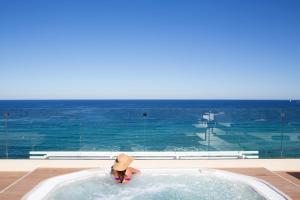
[0,100,300,158]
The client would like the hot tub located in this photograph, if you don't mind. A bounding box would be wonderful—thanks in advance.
[22,168,290,200]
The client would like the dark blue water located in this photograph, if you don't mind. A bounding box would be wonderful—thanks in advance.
[0,100,300,158]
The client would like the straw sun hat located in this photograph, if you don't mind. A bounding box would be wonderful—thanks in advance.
[113,153,134,171]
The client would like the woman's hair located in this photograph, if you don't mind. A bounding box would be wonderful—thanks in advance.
[111,167,126,183]
[116,170,126,183]
[111,158,126,183]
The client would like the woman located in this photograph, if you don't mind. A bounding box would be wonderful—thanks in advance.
[111,153,140,183]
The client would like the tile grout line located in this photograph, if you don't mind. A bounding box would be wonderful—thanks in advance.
[271,171,300,188]
[0,169,35,194]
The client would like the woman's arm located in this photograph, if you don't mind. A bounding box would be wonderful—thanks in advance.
[128,167,140,174]
[122,170,132,184]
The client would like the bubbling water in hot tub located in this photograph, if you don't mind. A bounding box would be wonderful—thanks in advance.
[45,172,266,200]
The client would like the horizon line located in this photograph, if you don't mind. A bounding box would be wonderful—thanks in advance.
[0,98,298,101]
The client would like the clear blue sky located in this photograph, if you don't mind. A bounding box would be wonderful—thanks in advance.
[0,0,299,99]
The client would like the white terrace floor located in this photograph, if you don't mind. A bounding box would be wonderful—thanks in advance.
[0,159,300,200]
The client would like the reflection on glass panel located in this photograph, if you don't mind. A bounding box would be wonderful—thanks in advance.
[0,100,300,158]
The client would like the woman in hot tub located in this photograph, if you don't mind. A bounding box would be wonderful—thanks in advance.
[111,153,140,183]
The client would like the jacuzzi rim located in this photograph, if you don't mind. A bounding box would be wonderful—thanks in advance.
[21,168,291,200]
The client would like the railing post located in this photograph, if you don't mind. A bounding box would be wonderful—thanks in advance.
[3,112,9,159]
[280,112,285,158]
[142,112,147,151]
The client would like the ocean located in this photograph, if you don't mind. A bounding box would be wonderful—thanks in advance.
[0,100,300,158]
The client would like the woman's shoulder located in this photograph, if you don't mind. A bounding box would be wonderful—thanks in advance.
[127,167,140,174]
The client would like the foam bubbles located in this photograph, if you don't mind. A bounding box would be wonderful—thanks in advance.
[45,173,266,200]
